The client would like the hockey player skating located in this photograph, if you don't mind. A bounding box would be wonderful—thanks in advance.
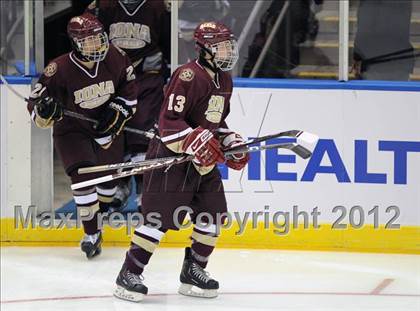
[87,0,171,209]
[114,21,249,302]
[27,13,138,258]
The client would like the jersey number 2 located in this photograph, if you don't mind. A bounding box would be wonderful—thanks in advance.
[168,94,185,112]
[30,83,46,99]
[126,66,135,81]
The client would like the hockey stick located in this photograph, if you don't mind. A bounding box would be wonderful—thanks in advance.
[71,141,311,189]
[77,138,313,175]
[77,131,316,175]
[0,74,156,139]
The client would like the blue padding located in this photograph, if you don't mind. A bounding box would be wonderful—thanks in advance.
[0,76,32,85]
[14,61,38,76]
[233,78,420,92]
[3,75,419,91]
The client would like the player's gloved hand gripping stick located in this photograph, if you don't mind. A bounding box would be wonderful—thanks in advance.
[181,127,225,167]
[34,96,64,123]
[95,98,135,138]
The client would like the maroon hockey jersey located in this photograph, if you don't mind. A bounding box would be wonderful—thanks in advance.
[27,45,138,139]
[153,60,233,174]
[88,0,170,69]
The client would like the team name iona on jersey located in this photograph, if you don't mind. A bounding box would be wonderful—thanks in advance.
[205,95,225,123]
[74,81,115,109]
[109,22,151,49]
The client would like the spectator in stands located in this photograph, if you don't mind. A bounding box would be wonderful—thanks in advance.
[242,0,323,78]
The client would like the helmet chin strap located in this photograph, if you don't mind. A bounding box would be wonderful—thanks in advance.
[197,42,219,74]
[74,52,90,63]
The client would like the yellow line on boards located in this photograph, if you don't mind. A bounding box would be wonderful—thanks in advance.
[1,218,419,254]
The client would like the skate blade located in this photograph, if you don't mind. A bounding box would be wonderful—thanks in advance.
[114,285,144,302]
[178,283,218,298]
[81,245,101,259]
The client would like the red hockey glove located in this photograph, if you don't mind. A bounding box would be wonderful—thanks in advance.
[221,132,250,170]
[182,127,225,167]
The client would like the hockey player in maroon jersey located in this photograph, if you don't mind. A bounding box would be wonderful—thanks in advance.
[113,21,249,302]
[87,0,171,209]
[27,13,138,258]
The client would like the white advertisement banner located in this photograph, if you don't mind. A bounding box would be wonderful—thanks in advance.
[222,88,420,226]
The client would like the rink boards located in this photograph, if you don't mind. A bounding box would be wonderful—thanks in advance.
[1,78,419,253]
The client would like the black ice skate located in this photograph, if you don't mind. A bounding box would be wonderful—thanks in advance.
[178,247,219,298]
[80,231,102,259]
[114,264,148,302]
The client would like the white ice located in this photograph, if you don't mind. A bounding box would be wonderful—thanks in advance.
[1,247,419,311]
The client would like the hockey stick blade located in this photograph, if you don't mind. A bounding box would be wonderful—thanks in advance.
[228,142,312,159]
[284,143,312,159]
[225,130,318,152]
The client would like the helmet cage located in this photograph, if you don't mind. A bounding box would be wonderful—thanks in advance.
[72,32,109,62]
[209,39,239,72]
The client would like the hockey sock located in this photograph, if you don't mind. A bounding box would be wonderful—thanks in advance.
[125,225,167,274]
[190,224,219,269]
[73,187,100,235]
[97,185,117,212]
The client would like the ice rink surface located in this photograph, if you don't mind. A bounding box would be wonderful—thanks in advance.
[1,247,419,311]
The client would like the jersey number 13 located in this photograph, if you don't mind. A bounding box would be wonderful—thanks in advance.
[168,94,186,112]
